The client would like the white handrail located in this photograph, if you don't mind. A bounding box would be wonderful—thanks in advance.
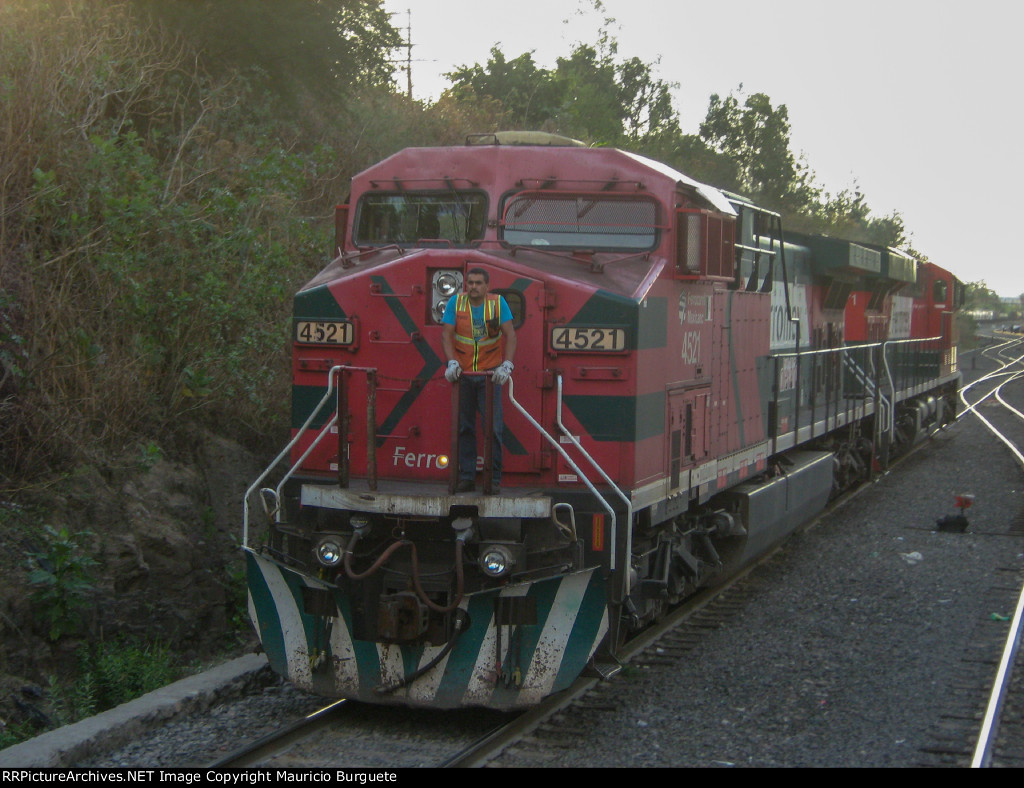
[242,365,344,549]
[505,377,620,574]
[882,335,944,441]
[274,412,340,517]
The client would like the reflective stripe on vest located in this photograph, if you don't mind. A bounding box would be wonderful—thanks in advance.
[453,293,502,371]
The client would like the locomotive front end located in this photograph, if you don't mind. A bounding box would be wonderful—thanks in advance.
[243,152,611,709]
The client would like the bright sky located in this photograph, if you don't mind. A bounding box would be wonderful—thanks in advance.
[383,0,1023,297]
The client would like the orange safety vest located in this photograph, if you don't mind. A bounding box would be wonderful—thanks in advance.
[452,293,503,371]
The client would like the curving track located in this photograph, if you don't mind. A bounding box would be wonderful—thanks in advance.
[957,336,1024,768]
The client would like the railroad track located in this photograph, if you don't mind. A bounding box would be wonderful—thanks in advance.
[915,561,1024,768]
[54,410,1016,770]
[207,699,512,768]
[915,340,1024,768]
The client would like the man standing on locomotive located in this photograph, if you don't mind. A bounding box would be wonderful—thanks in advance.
[441,268,516,494]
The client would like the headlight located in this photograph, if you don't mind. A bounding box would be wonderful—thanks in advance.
[315,538,343,567]
[431,270,463,324]
[479,544,516,578]
[435,272,461,296]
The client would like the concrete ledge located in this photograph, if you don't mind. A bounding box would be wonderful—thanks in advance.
[0,653,270,767]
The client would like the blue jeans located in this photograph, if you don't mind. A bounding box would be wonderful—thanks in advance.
[458,375,503,484]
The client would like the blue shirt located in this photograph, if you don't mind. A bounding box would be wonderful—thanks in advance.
[441,294,513,341]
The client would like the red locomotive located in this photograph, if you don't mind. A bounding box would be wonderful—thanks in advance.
[242,132,962,709]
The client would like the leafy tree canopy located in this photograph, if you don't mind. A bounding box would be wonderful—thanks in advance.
[445,47,561,130]
[129,0,402,103]
[444,36,679,145]
[699,88,820,213]
[964,281,1004,312]
[698,86,906,248]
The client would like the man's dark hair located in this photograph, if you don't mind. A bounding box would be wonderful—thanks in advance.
[467,267,489,283]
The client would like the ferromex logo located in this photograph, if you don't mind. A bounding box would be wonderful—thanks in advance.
[391,446,450,469]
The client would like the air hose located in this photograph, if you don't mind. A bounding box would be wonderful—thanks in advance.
[374,608,470,695]
[342,531,468,613]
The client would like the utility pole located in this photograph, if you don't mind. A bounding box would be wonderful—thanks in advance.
[389,8,430,100]
[389,8,414,99]
[403,8,412,99]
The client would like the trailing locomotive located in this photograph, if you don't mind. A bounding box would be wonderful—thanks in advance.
[243,132,962,709]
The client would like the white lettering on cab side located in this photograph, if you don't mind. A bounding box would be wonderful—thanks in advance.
[391,446,447,469]
[681,330,701,364]
[770,281,809,351]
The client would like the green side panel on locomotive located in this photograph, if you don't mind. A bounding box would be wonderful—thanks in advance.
[789,232,882,276]
[294,283,347,320]
[562,391,666,442]
[567,290,667,351]
[881,248,917,283]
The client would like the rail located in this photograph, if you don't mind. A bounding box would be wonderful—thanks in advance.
[881,335,944,440]
[769,335,948,463]
[770,344,885,451]
[971,576,1024,767]
[446,372,628,595]
[960,346,1024,766]
[241,365,382,550]
[243,366,613,564]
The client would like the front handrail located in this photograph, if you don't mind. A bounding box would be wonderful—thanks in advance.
[242,365,346,549]
[505,377,621,579]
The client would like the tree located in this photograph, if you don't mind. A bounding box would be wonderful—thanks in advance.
[130,0,401,102]
[786,183,907,249]
[552,44,623,141]
[445,48,560,130]
[964,281,1003,313]
[699,87,816,213]
[444,42,681,146]
[617,56,680,142]
[698,87,912,248]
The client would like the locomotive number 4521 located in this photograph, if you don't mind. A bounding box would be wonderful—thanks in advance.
[295,320,354,345]
[550,326,627,352]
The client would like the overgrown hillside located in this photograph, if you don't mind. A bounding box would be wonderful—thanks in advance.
[0,0,463,743]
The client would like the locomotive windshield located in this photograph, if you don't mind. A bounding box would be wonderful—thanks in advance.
[501,194,658,251]
[354,191,487,246]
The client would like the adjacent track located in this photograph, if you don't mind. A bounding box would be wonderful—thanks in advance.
[957,336,1024,768]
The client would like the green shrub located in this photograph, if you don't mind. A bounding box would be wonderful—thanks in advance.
[37,638,182,734]
[25,526,98,641]
[0,1,480,485]
[75,638,180,714]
